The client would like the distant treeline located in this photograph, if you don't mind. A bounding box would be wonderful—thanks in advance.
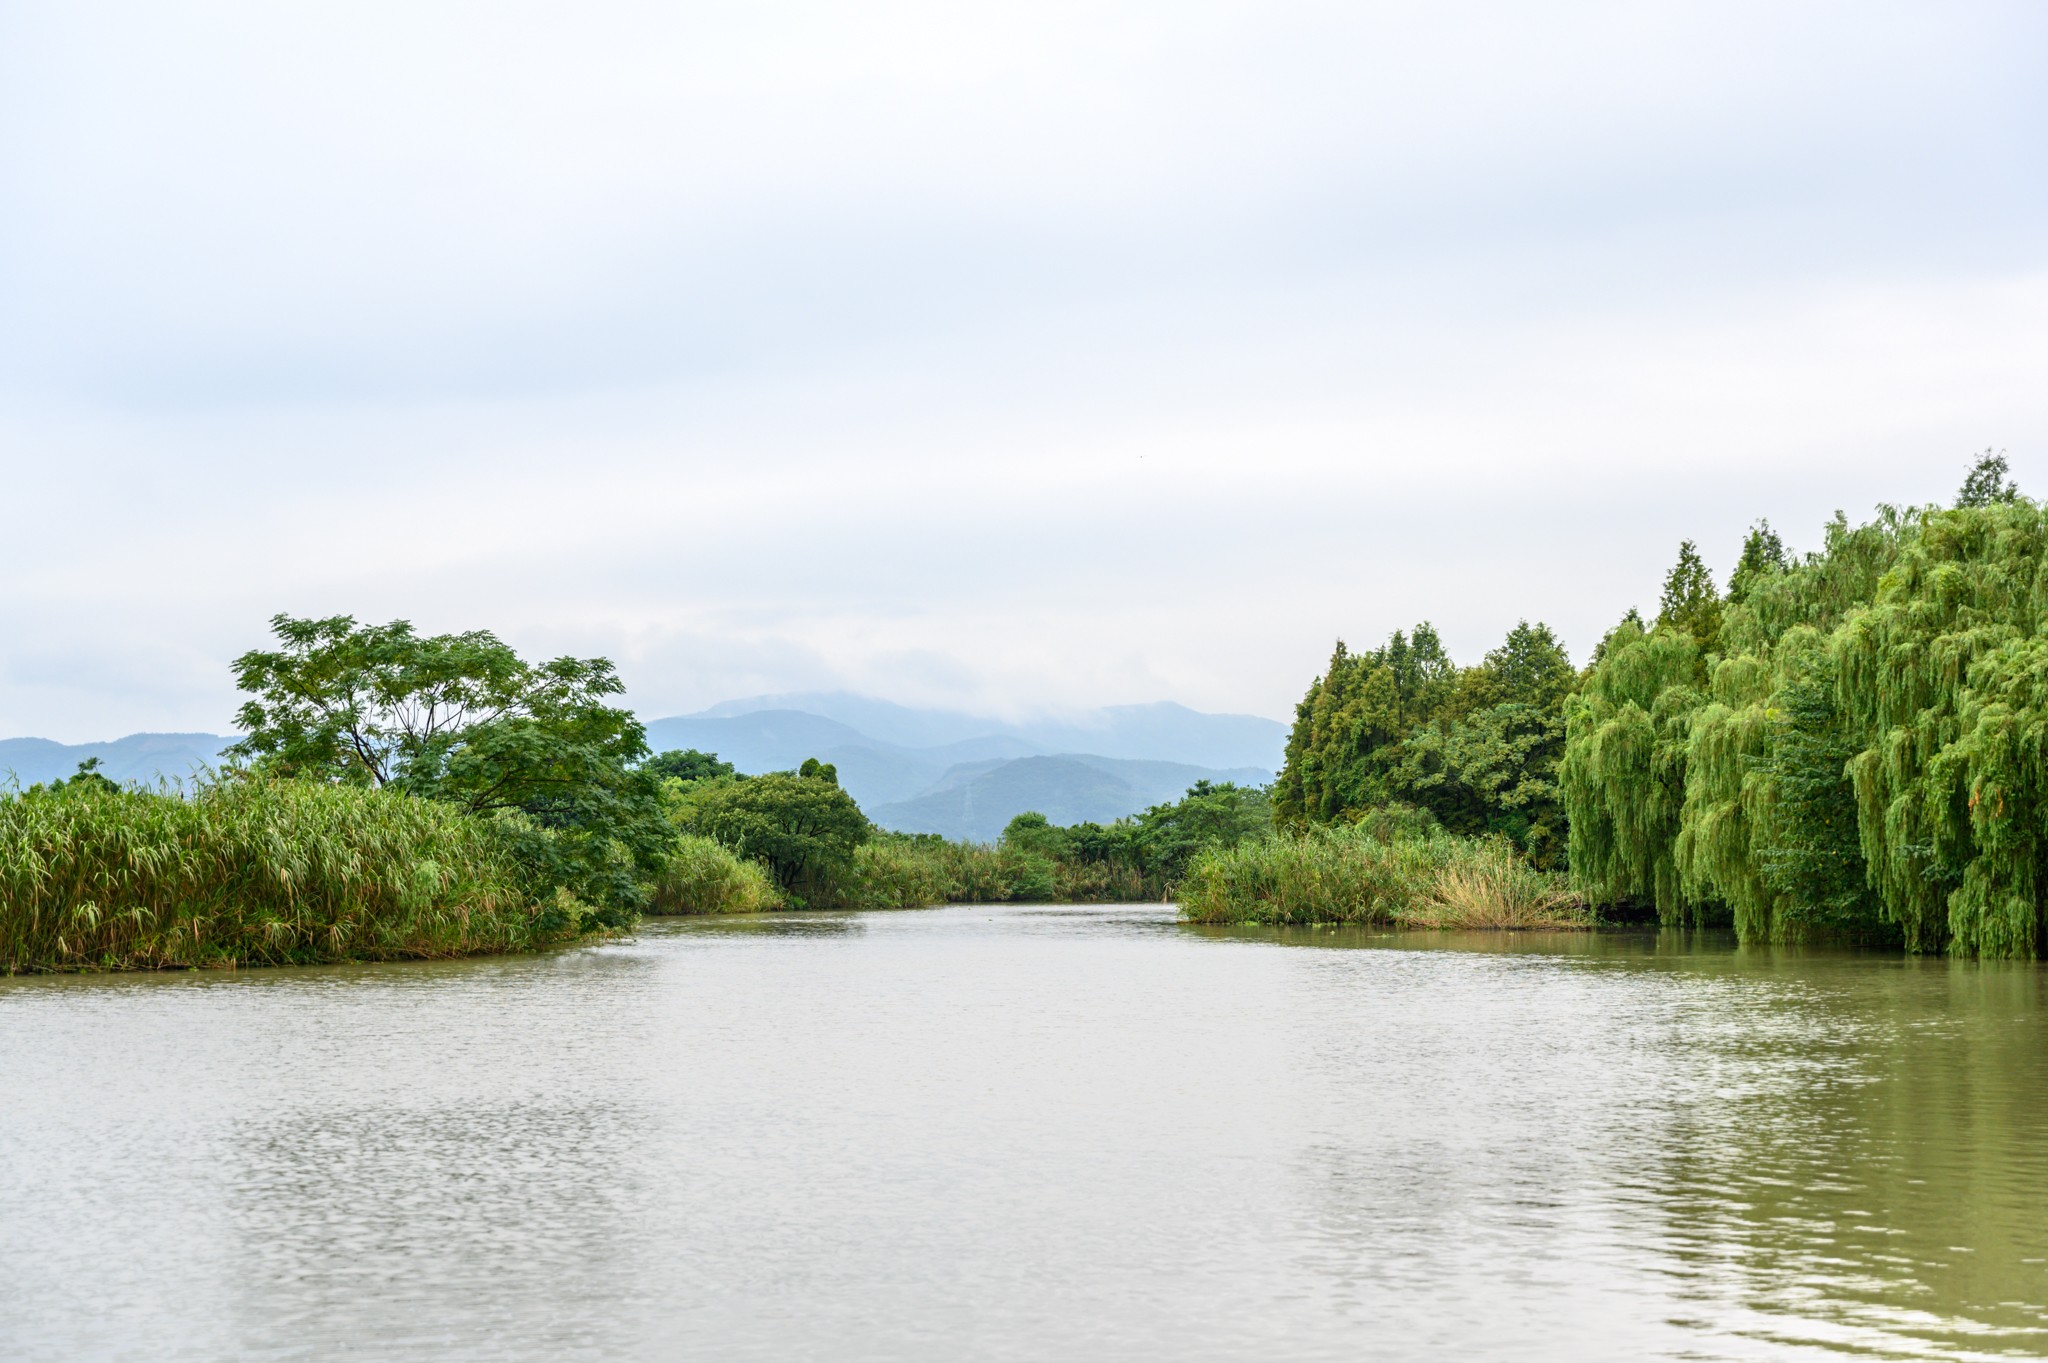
[1268,451,2048,956]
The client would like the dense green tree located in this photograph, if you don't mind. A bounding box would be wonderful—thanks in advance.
[1275,621,1572,864]
[998,782,1271,898]
[1409,624,1574,865]
[1564,454,2048,954]
[644,749,735,785]
[1753,658,1881,938]
[1656,539,1723,651]
[1273,624,1457,827]
[30,757,123,796]
[1001,810,1071,859]
[1956,449,2019,507]
[1128,780,1271,885]
[1725,520,1789,604]
[684,765,870,905]
[1558,616,1703,919]
[227,614,664,914]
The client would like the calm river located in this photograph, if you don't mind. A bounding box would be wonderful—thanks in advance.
[4,904,2047,1361]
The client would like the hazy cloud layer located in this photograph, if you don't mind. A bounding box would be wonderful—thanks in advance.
[3,2,2043,739]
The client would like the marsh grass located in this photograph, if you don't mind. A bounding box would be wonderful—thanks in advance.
[647,834,784,914]
[1398,843,1591,929]
[0,778,587,972]
[1177,824,1588,929]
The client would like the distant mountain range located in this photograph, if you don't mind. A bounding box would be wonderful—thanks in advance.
[868,754,1273,843]
[2,692,1287,842]
[645,693,1286,836]
[0,733,236,788]
[683,692,1285,767]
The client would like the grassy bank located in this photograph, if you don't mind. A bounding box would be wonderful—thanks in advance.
[0,779,596,972]
[1177,825,1590,929]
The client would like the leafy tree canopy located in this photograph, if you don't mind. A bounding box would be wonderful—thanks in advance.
[1002,810,1069,859]
[1564,461,2048,955]
[998,782,1273,895]
[1273,620,1573,865]
[1656,539,1723,649]
[1127,780,1272,885]
[645,748,736,785]
[683,764,870,902]
[25,757,123,797]
[1956,449,2019,508]
[226,614,665,912]
[1726,520,1790,604]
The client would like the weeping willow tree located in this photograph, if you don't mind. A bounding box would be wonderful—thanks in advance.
[1557,618,1704,921]
[1835,497,2048,954]
[1564,454,2048,956]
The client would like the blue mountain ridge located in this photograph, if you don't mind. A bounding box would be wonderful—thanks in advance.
[3,694,1286,841]
[0,733,237,788]
[868,754,1275,843]
[650,694,1284,838]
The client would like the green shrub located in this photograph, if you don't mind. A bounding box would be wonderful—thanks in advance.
[0,778,590,972]
[647,834,783,914]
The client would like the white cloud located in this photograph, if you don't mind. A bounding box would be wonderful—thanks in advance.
[1,1,2042,739]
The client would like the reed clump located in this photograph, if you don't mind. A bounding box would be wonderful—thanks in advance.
[647,834,784,914]
[1398,840,1591,929]
[0,778,589,972]
[1177,824,1588,929]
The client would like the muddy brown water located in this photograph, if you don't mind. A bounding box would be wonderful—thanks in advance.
[4,904,2046,1360]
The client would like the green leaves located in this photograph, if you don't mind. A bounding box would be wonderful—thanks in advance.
[680,766,871,905]
[226,614,663,913]
[1276,620,1574,866]
[1566,467,2048,955]
[1956,449,2020,508]
[1657,539,1724,651]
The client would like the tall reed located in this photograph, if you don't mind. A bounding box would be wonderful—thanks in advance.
[647,834,783,914]
[1177,825,1588,929]
[0,778,585,972]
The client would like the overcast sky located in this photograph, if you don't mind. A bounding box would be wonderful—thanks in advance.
[2,1,2043,741]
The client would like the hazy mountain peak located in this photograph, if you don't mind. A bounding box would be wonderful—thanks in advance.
[677,691,1286,769]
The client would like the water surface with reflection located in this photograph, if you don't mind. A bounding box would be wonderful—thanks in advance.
[4,904,2046,1361]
